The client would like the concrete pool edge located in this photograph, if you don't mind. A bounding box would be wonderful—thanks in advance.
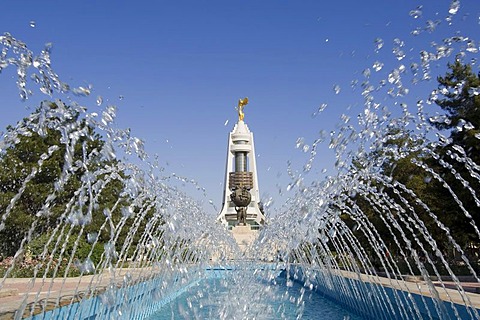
[24,268,203,320]
[287,265,480,320]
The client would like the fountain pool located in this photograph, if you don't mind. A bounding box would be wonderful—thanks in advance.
[147,269,364,320]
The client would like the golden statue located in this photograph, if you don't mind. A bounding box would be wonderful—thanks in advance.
[237,97,249,121]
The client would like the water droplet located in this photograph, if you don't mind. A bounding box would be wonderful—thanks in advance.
[119,95,124,100]
[96,96,103,106]
[103,208,111,218]
[429,115,450,125]
[466,40,478,53]
[388,70,400,84]
[102,105,117,125]
[393,39,406,60]
[104,242,118,261]
[374,38,384,53]
[409,6,423,19]
[295,137,305,149]
[449,0,460,15]
[224,119,229,126]
[464,122,475,130]
[426,20,440,32]
[373,61,384,72]
[328,227,337,238]
[72,86,91,96]
[411,27,422,36]
[121,206,134,218]
[87,232,98,243]
[75,258,95,274]
[333,84,341,94]
[121,275,132,290]
[67,210,91,226]
[363,68,371,78]
[29,21,36,28]
[312,103,327,118]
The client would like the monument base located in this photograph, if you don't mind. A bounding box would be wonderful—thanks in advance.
[231,225,258,254]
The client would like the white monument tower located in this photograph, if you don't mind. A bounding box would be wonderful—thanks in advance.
[217,98,266,249]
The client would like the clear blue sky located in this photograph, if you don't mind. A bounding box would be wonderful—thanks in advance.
[0,1,479,215]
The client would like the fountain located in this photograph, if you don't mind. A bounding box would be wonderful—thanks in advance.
[0,1,480,319]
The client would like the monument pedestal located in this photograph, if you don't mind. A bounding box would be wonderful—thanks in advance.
[231,225,258,254]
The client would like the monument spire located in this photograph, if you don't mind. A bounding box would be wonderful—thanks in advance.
[217,98,266,250]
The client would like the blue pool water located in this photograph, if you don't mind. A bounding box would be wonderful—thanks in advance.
[147,275,365,320]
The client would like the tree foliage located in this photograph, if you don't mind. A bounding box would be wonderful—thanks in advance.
[0,101,128,263]
[342,61,480,273]
[434,60,480,162]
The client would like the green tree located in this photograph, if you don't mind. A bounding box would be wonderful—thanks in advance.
[0,101,128,263]
[430,60,480,257]
[434,60,480,162]
[338,61,480,274]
